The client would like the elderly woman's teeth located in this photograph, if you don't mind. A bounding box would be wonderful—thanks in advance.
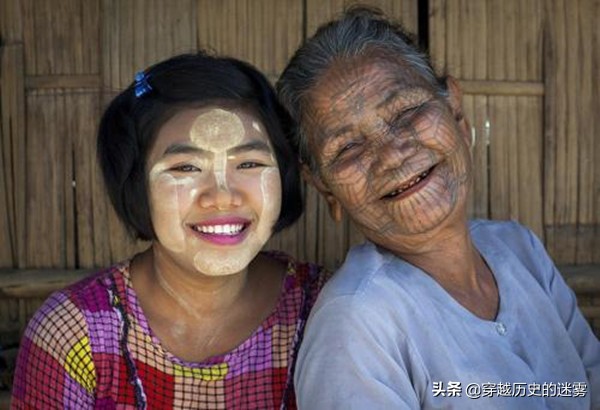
[387,169,431,198]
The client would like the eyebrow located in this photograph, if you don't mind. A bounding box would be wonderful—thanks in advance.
[321,125,354,147]
[162,143,209,157]
[376,87,432,110]
[161,140,272,157]
[376,90,401,110]
[227,140,273,155]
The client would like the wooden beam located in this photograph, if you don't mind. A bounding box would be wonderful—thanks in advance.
[0,269,92,298]
[460,80,545,96]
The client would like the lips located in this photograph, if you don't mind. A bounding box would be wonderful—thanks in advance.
[189,217,251,245]
[192,223,245,235]
[381,165,436,200]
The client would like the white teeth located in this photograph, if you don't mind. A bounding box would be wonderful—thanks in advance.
[195,224,244,235]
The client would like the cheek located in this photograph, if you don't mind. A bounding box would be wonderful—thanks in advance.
[329,157,371,187]
[259,168,282,222]
[327,162,371,208]
[150,175,197,214]
[247,167,282,243]
[414,109,461,151]
[149,175,199,246]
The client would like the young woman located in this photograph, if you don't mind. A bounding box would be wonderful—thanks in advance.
[12,52,326,409]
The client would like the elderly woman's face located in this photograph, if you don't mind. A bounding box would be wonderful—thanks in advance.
[303,55,472,251]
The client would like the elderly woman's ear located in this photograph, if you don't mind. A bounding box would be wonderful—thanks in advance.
[301,164,344,223]
[445,76,473,149]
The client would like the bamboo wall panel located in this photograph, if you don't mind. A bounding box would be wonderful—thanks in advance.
[430,0,544,240]
[24,91,74,267]
[197,0,303,80]
[544,0,600,264]
[11,1,102,269]
[0,0,26,269]
[306,0,418,36]
[22,0,100,75]
[0,135,11,265]
[102,0,198,91]
[0,47,25,269]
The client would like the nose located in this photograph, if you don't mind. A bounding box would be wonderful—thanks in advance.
[197,172,242,210]
[370,132,420,177]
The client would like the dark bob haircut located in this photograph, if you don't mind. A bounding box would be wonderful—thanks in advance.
[98,51,303,241]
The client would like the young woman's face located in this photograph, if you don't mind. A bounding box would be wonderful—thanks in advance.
[146,106,282,276]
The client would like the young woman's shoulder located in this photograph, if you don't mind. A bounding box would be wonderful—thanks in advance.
[22,262,128,350]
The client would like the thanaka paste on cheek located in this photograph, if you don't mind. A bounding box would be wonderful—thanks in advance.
[149,164,199,253]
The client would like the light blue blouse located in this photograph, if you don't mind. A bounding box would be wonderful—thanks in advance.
[295,220,600,409]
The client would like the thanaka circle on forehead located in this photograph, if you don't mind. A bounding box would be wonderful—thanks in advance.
[190,108,245,152]
[190,108,247,192]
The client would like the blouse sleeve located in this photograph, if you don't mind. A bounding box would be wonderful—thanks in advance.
[525,227,600,407]
[294,295,423,409]
[11,292,96,409]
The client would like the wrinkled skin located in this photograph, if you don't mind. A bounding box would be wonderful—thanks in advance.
[302,53,473,256]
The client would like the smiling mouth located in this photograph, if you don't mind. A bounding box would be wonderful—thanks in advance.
[381,165,436,200]
[190,223,249,236]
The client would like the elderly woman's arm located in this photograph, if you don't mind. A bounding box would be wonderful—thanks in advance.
[525,228,600,406]
[294,295,422,409]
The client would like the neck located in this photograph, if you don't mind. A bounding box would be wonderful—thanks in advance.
[147,246,250,318]
[391,219,485,291]
[389,219,499,320]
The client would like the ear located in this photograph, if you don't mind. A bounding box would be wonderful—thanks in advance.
[445,76,472,148]
[301,164,343,223]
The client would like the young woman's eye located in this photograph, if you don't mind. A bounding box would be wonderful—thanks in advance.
[171,164,200,173]
[238,161,265,169]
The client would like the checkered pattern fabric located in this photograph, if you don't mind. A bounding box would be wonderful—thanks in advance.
[11,252,325,409]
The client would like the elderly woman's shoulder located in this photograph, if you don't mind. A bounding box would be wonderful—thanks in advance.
[312,242,393,304]
[469,219,539,247]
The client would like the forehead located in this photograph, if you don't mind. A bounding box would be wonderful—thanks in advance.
[153,105,269,152]
[302,54,434,148]
[307,54,432,114]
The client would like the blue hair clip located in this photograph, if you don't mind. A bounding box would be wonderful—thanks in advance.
[134,71,152,97]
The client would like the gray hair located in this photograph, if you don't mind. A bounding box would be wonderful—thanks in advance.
[276,6,447,172]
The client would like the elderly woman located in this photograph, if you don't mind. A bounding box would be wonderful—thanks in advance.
[277,7,600,409]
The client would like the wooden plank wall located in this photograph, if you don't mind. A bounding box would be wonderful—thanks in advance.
[430,0,545,239]
[430,0,600,265]
[0,0,598,339]
[544,0,600,265]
